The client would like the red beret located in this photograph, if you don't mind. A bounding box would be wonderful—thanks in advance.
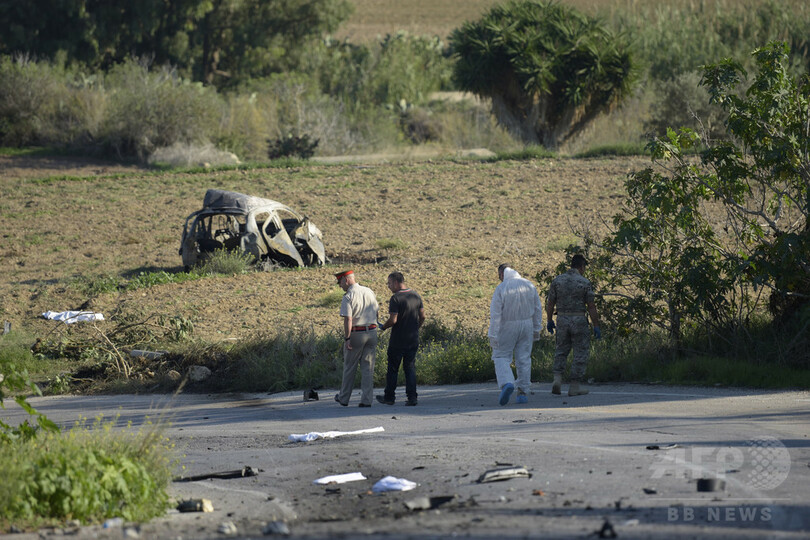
[334,270,353,282]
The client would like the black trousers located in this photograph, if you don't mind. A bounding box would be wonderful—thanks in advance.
[383,343,418,402]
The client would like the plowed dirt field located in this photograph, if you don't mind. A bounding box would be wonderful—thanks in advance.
[1,153,649,344]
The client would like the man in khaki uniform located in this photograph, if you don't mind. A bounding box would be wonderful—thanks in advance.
[334,270,379,407]
[545,254,602,396]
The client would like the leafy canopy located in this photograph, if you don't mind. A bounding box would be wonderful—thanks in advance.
[567,42,809,363]
[449,0,635,148]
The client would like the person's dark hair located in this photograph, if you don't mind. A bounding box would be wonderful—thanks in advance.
[388,271,404,284]
[571,254,588,269]
[498,263,511,274]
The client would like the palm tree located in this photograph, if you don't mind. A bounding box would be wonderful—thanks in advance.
[450,0,636,148]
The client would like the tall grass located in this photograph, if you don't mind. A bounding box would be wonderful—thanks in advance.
[596,0,810,78]
[170,316,809,393]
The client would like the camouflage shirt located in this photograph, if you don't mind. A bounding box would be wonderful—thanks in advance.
[547,269,595,313]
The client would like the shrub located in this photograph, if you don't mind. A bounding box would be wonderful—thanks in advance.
[0,56,68,147]
[267,133,319,159]
[644,71,727,140]
[0,417,173,524]
[197,249,255,275]
[100,59,222,159]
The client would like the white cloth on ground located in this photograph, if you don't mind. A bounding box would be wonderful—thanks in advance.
[288,426,384,442]
[42,310,105,324]
[372,476,417,492]
[313,472,367,485]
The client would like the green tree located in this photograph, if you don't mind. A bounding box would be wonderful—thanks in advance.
[449,0,635,148]
[195,0,353,87]
[574,42,809,360]
[0,0,353,87]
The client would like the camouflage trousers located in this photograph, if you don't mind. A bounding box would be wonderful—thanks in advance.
[552,315,591,381]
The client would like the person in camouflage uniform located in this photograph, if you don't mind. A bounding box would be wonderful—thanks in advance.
[545,254,602,396]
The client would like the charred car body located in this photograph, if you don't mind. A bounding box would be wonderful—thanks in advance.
[180,189,326,269]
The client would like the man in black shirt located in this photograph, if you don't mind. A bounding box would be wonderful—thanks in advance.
[377,272,426,406]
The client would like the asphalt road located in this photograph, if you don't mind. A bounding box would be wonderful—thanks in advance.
[3,383,809,539]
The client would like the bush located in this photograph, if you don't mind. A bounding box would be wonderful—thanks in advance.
[0,56,83,147]
[100,59,222,159]
[204,329,345,392]
[644,71,727,140]
[0,417,173,524]
[267,133,319,159]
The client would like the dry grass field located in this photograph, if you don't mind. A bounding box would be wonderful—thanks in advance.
[0,153,649,345]
[335,0,714,42]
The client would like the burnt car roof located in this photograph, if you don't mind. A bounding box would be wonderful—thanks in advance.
[200,189,295,215]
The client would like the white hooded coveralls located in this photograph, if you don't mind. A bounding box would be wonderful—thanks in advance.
[488,268,543,393]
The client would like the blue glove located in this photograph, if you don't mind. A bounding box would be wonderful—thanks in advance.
[594,326,602,340]
[546,320,555,334]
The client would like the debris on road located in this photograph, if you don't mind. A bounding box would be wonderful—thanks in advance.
[262,521,291,535]
[372,476,417,492]
[645,444,678,450]
[303,388,319,401]
[697,478,725,492]
[176,498,214,512]
[477,466,530,483]
[313,472,367,485]
[642,487,658,495]
[174,466,257,482]
[218,521,238,535]
[404,495,456,511]
[288,426,384,442]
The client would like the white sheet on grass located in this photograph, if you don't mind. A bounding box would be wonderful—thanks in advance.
[42,310,105,324]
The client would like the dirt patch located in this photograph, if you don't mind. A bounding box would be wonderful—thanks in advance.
[0,152,648,345]
[0,154,143,179]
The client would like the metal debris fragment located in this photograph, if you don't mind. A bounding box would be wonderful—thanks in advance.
[477,466,530,483]
[174,466,256,482]
[176,499,214,512]
[697,478,725,492]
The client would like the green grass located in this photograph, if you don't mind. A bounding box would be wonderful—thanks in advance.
[319,290,344,308]
[0,416,174,527]
[489,145,557,161]
[375,237,409,250]
[541,234,580,253]
[574,142,650,158]
[70,251,256,297]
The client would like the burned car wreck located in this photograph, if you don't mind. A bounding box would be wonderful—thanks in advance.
[180,189,326,269]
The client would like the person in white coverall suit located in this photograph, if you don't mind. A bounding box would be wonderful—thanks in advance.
[488,263,544,405]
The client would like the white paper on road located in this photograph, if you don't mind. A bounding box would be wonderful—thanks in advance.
[288,426,384,442]
[372,476,417,492]
[42,310,105,324]
[313,472,367,485]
